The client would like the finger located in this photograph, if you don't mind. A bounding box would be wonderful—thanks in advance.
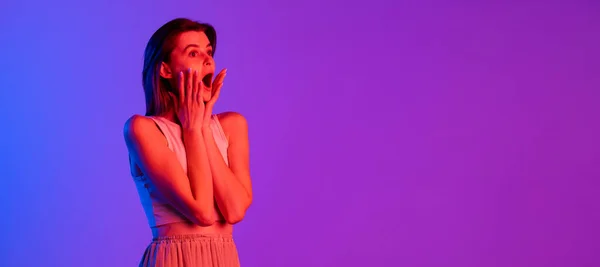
[177,71,184,106]
[197,74,206,107]
[212,70,226,97]
[192,69,199,104]
[213,68,227,85]
[204,87,218,121]
[212,69,226,94]
[186,68,193,104]
[208,83,222,106]
[202,72,209,98]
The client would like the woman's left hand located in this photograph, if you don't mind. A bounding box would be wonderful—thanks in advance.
[203,68,227,128]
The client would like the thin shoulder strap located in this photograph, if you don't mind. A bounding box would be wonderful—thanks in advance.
[147,116,177,150]
[147,116,188,171]
[210,115,230,165]
[212,114,229,145]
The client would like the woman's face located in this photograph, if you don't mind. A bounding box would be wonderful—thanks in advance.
[162,31,215,102]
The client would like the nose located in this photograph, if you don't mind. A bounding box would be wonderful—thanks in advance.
[203,53,213,67]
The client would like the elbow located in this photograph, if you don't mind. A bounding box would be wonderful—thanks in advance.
[225,202,251,224]
[193,208,216,226]
[196,216,215,226]
[225,211,244,225]
[194,214,215,226]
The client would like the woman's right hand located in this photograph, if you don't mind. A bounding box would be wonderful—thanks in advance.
[173,68,205,132]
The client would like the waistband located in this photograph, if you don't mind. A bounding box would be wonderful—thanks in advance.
[152,233,234,242]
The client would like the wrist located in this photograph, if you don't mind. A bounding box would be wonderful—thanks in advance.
[182,127,203,139]
[201,124,213,136]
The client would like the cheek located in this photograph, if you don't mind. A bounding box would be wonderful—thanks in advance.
[172,60,203,73]
[176,65,199,73]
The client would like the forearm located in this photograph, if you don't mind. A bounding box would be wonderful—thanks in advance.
[203,128,251,223]
[182,129,215,224]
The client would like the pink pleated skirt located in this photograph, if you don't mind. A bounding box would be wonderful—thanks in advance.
[139,234,241,267]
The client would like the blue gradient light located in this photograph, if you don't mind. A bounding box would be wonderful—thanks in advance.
[1,0,599,266]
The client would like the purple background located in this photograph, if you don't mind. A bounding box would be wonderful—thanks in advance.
[1,0,599,266]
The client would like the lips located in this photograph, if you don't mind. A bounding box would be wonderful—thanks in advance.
[202,73,213,89]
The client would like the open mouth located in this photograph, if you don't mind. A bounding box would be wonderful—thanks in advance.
[202,73,213,89]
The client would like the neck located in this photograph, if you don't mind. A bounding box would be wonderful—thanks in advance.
[156,110,179,125]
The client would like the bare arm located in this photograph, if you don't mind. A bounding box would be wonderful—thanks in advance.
[204,112,253,224]
[182,127,215,224]
[124,115,215,226]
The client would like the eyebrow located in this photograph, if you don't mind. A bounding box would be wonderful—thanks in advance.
[183,44,212,51]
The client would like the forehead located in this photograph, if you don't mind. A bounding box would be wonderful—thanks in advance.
[175,31,211,48]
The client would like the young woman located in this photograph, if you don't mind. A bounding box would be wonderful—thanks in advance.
[123,18,253,267]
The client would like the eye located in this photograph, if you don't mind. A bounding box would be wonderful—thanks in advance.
[189,50,199,57]
[207,50,213,57]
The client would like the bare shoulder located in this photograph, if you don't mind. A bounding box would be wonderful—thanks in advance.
[123,114,159,143]
[216,111,248,135]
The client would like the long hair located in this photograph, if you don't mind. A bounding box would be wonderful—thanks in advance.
[142,18,217,116]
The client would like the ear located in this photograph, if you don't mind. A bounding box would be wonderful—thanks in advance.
[159,62,173,79]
